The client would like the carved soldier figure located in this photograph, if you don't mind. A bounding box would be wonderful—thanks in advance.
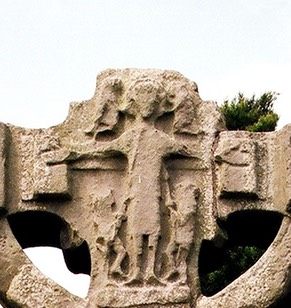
[90,190,127,280]
[165,180,200,283]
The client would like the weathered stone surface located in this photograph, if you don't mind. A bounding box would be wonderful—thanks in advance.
[7,263,85,308]
[0,69,291,307]
[0,123,7,212]
[215,136,259,197]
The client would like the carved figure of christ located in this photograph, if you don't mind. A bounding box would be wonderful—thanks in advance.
[69,120,194,284]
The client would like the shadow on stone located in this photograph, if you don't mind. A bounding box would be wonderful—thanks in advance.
[199,210,283,297]
[7,211,91,275]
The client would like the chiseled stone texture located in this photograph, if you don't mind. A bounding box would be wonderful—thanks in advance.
[0,69,291,307]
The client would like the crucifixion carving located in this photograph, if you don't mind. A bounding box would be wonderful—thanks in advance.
[1,69,291,308]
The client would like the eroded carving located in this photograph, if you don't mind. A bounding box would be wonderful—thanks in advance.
[0,124,7,211]
[21,132,71,200]
[165,180,200,284]
[1,69,291,308]
[215,137,259,198]
[90,190,127,280]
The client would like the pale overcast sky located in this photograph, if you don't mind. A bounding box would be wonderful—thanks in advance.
[1,0,291,129]
[1,0,291,301]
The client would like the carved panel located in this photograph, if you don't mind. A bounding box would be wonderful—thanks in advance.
[215,137,259,198]
[1,69,291,308]
[21,132,71,200]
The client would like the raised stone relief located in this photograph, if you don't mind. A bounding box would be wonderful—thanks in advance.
[0,69,291,307]
[165,180,200,284]
[90,189,127,280]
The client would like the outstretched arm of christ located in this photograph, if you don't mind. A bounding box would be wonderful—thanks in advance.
[46,133,130,165]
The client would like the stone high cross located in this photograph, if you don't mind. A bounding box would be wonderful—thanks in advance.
[0,69,291,307]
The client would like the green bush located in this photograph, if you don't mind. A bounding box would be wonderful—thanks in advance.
[220,92,279,132]
[201,246,265,296]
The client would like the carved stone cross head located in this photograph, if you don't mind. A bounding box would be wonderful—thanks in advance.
[0,69,291,307]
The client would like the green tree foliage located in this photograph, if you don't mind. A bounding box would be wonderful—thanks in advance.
[201,246,264,296]
[200,97,279,295]
[220,92,279,132]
